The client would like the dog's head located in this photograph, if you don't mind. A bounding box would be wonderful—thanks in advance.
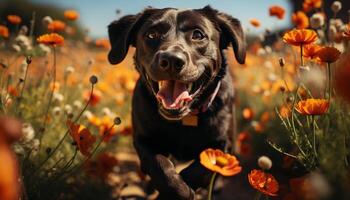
[108,6,246,120]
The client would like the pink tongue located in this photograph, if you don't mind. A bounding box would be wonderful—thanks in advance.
[156,81,192,108]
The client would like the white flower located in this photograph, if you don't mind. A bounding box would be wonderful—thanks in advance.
[13,144,25,155]
[257,48,266,56]
[330,19,343,30]
[328,25,337,41]
[64,104,73,114]
[263,90,271,97]
[264,46,272,54]
[267,73,277,82]
[42,16,53,26]
[52,106,61,116]
[64,66,75,75]
[12,44,21,52]
[102,107,112,116]
[310,13,325,29]
[38,44,51,55]
[83,110,93,120]
[263,61,273,69]
[19,25,28,35]
[331,1,342,13]
[258,156,272,170]
[73,100,82,109]
[53,92,64,102]
[21,123,35,142]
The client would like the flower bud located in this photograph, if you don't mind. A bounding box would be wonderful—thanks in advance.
[258,156,272,170]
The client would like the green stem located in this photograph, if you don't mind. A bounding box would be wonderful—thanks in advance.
[312,116,318,157]
[30,84,94,177]
[40,46,57,137]
[327,62,332,103]
[208,172,217,200]
[300,45,304,67]
[254,192,262,200]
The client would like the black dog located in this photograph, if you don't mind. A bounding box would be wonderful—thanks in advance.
[108,6,245,200]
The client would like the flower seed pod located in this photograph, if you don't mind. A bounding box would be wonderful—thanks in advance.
[89,75,98,84]
[114,117,122,125]
[331,1,342,13]
[279,57,285,67]
[258,156,272,170]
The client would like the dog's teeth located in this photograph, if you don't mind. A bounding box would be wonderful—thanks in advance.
[181,100,186,107]
[158,81,162,89]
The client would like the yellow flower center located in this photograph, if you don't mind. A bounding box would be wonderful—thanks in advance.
[216,156,229,167]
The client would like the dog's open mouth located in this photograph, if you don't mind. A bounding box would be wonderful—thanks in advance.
[147,77,204,120]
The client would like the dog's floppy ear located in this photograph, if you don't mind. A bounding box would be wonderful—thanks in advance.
[201,6,246,64]
[108,9,156,65]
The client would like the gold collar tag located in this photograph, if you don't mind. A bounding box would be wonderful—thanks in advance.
[182,115,198,126]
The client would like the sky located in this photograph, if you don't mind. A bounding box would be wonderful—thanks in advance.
[31,0,292,38]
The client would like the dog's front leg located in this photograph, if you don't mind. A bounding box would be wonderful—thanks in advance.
[180,160,213,190]
[134,139,195,200]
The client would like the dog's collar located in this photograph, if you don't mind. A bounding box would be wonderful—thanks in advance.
[182,80,221,126]
[190,81,221,114]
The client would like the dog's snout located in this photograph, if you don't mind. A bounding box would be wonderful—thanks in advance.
[158,52,186,72]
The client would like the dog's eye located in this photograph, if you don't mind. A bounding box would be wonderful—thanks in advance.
[146,31,159,40]
[192,30,205,40]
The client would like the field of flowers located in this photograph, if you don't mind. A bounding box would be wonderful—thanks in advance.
[0,0,350,200]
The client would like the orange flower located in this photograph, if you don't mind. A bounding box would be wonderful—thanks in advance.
[295,98,329,115]
[283,29,318,46]
[0,25,9,38]
[37,33,64,45]
[269,5,285,20]
[85,152,118,178]
[200,148,242,176]
[64,10,79,21]
[303,44,322,59]
[237,131,251,143]
[249,19,261,28]
[315,46,341,63]
[84,89,101,106]
[292,11,309,29]
[242,108,254,120]
[95,38,111,49]
[7,86,18,97]
[303,0,322,13]
[0,141,20,200]
[248,169,279,196]
[67,120,96,156]
[7,15,21,25]
[0,117,21,200]
[334,54,350,104]
[50,82,60,92]
[89,116,118,142]
[47,20,66,32]
[280,105,291,118]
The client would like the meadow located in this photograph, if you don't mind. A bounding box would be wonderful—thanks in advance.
[0,0,350,200]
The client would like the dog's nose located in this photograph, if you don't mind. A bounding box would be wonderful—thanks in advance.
[158,52,185,72]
